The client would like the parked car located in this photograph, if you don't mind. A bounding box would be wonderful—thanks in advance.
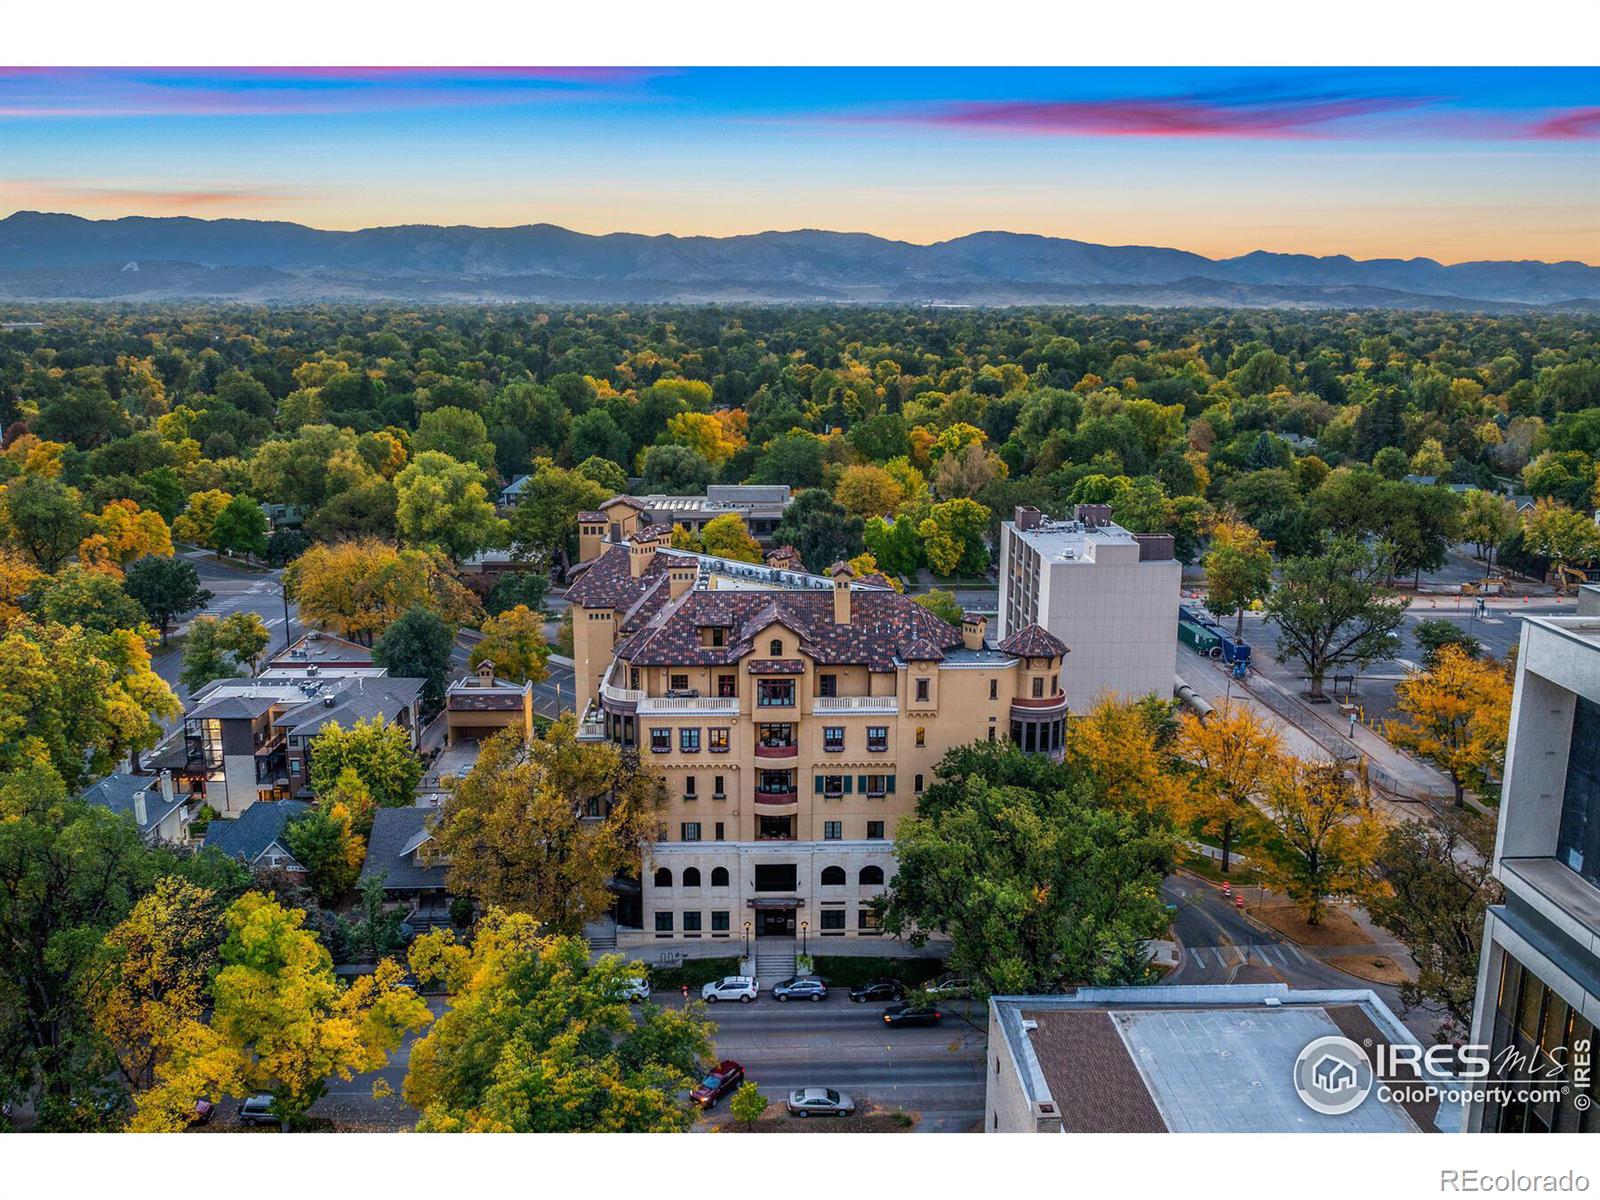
[771,975,828,1002]
[922,974,970,997]
[700,975,759,1003]
[848,978,904,1003]
[237,1094,278,1127]
[615,976,650,1003]
[190,1099,215,1126]
[785,1086,856,1118]
[882,1002,943,1027]
[690,1060,746,1108]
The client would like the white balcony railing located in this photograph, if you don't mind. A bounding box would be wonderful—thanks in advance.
[637,695,740,715]
[812,695,899,715]
[598,665,644,704]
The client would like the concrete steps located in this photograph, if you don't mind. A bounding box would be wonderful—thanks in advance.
[754,944,796,984]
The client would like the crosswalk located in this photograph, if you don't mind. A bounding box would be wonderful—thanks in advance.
[1185,942,1307,969]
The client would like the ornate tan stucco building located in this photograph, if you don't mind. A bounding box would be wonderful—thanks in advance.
[568,525,1068,949]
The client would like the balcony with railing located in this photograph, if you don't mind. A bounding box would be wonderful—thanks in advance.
[812,694,898,715]
[637,694,739,716]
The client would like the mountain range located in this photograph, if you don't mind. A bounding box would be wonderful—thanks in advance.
[1,211,1596,310]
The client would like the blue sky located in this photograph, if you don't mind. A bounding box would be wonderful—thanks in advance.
[1,67,1595,262]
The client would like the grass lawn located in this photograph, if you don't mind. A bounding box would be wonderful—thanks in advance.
[1246,899,1371,947]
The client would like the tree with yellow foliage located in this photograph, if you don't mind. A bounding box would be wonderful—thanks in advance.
[0,620,180,787]
[437,717,663,935]
[130,892,430,1131]
[282,801,366,905]
[697,512,763,563]
[90,877,227,1093]
[665,410,744,466]
[283,538,480,645]
[0,548,44,630]
[469,604,550,685]
[401,909,713,1132]
[79,499,174,574]
[1067,695,1185,818]
[171,488,232,549]
[834,464,905,520]
[1386,645,1512,807]
[0,433,69,478]
[847,552,903,591]
[1257,758,1384,926]
[1174,702,1282,874]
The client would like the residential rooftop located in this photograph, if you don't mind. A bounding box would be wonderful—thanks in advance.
[991,985,1437,1134]
[1007,504,1176,564]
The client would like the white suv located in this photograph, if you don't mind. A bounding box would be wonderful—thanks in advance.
[700,975,759,1003]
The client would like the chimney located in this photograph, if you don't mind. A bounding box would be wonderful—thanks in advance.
[1014,505,1042,531]
[830,561,854,625]
[628,531,659,579]
[668,561,695,599]
[159,769,175,808]
[476,659,496,686]
[1074,503,1113,528]
[961,612,987,651]
[133,788,148,829]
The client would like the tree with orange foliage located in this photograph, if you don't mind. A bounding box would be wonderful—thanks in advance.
[284,538,480,645]
[1174,702,1282,874]
[1067,695,1185,818]
[1257,758,1384,926]
[79,499,174,574]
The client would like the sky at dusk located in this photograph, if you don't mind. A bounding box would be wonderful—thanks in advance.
[1,67,1596,264]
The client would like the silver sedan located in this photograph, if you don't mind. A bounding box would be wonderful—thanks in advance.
[785,1087,857,1118]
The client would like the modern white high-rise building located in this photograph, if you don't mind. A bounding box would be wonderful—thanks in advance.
[997,505,1182,712]
[1465,613,1599,1133]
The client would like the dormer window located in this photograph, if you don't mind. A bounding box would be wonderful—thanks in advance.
[769,638,783,656]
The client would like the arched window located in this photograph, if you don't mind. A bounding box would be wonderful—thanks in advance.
[820,865,846,886]
[859,865,885,886]
[653,867,672,888]
[769,638,783,656]
[711,866,730,887]
[682,867,702,888]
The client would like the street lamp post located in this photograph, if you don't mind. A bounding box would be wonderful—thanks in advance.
[280,582,294,652]
[742,921,751,959]
[800,920,808,956]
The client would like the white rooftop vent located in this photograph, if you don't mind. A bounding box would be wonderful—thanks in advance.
[1263,997,1283,1007]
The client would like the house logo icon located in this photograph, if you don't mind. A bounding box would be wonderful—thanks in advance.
[1293,1035,1374,1116]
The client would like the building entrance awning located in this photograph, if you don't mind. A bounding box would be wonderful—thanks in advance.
[746,897,804,909]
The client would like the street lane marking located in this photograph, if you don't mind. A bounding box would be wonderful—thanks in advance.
[1188,947,1206,968]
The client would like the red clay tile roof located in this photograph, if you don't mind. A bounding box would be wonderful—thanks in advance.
[746,658,805,674]
[997,623,1069,658]
[603,495,645,512]
[577,511,607,522]
[902,638,946,662]
[575,543,964,672]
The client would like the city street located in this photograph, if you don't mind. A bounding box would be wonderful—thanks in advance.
[149,551,296,711]
[305,990,987,1132]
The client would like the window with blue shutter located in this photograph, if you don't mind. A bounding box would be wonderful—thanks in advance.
[887,774,896,792]
[844,775,854,794]
[814,775,823,793]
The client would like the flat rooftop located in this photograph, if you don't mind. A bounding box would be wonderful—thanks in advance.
[993,985,1436,1134]
[1006,515,1153,564]
[1522,613,1600,652]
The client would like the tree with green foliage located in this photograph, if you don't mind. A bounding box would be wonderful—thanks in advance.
[639,443,714,494]
[263,526,312,568]
[1458,490,1520,572]
[1265,538,1409,700]
[402,909,714,1132]
[1369,819,1502,1036]
[1413,619,1483,665]
[1522,498,1600,590]
[123,555,212,645]
[879,742,1176,996]
[912,589,964,626]
[130,892,430,1131]
[917,497,991,577]
[412,405,497,474]
[178,616,240,693]
[394,451,507,561]
[484,571,549,618]
[574,455,628,494]
[26,564,148,634]
[215,611,271,676]
[506,462,608,576]
[0,765,163,1128]
[730,1080,768,1129]
[307,717,423,810]
[373,603,456,709]
[210,494,268,558]
[0,474,90,572]
[771,489,864,575]
[863,514,923,578]
[282,805,364,906]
